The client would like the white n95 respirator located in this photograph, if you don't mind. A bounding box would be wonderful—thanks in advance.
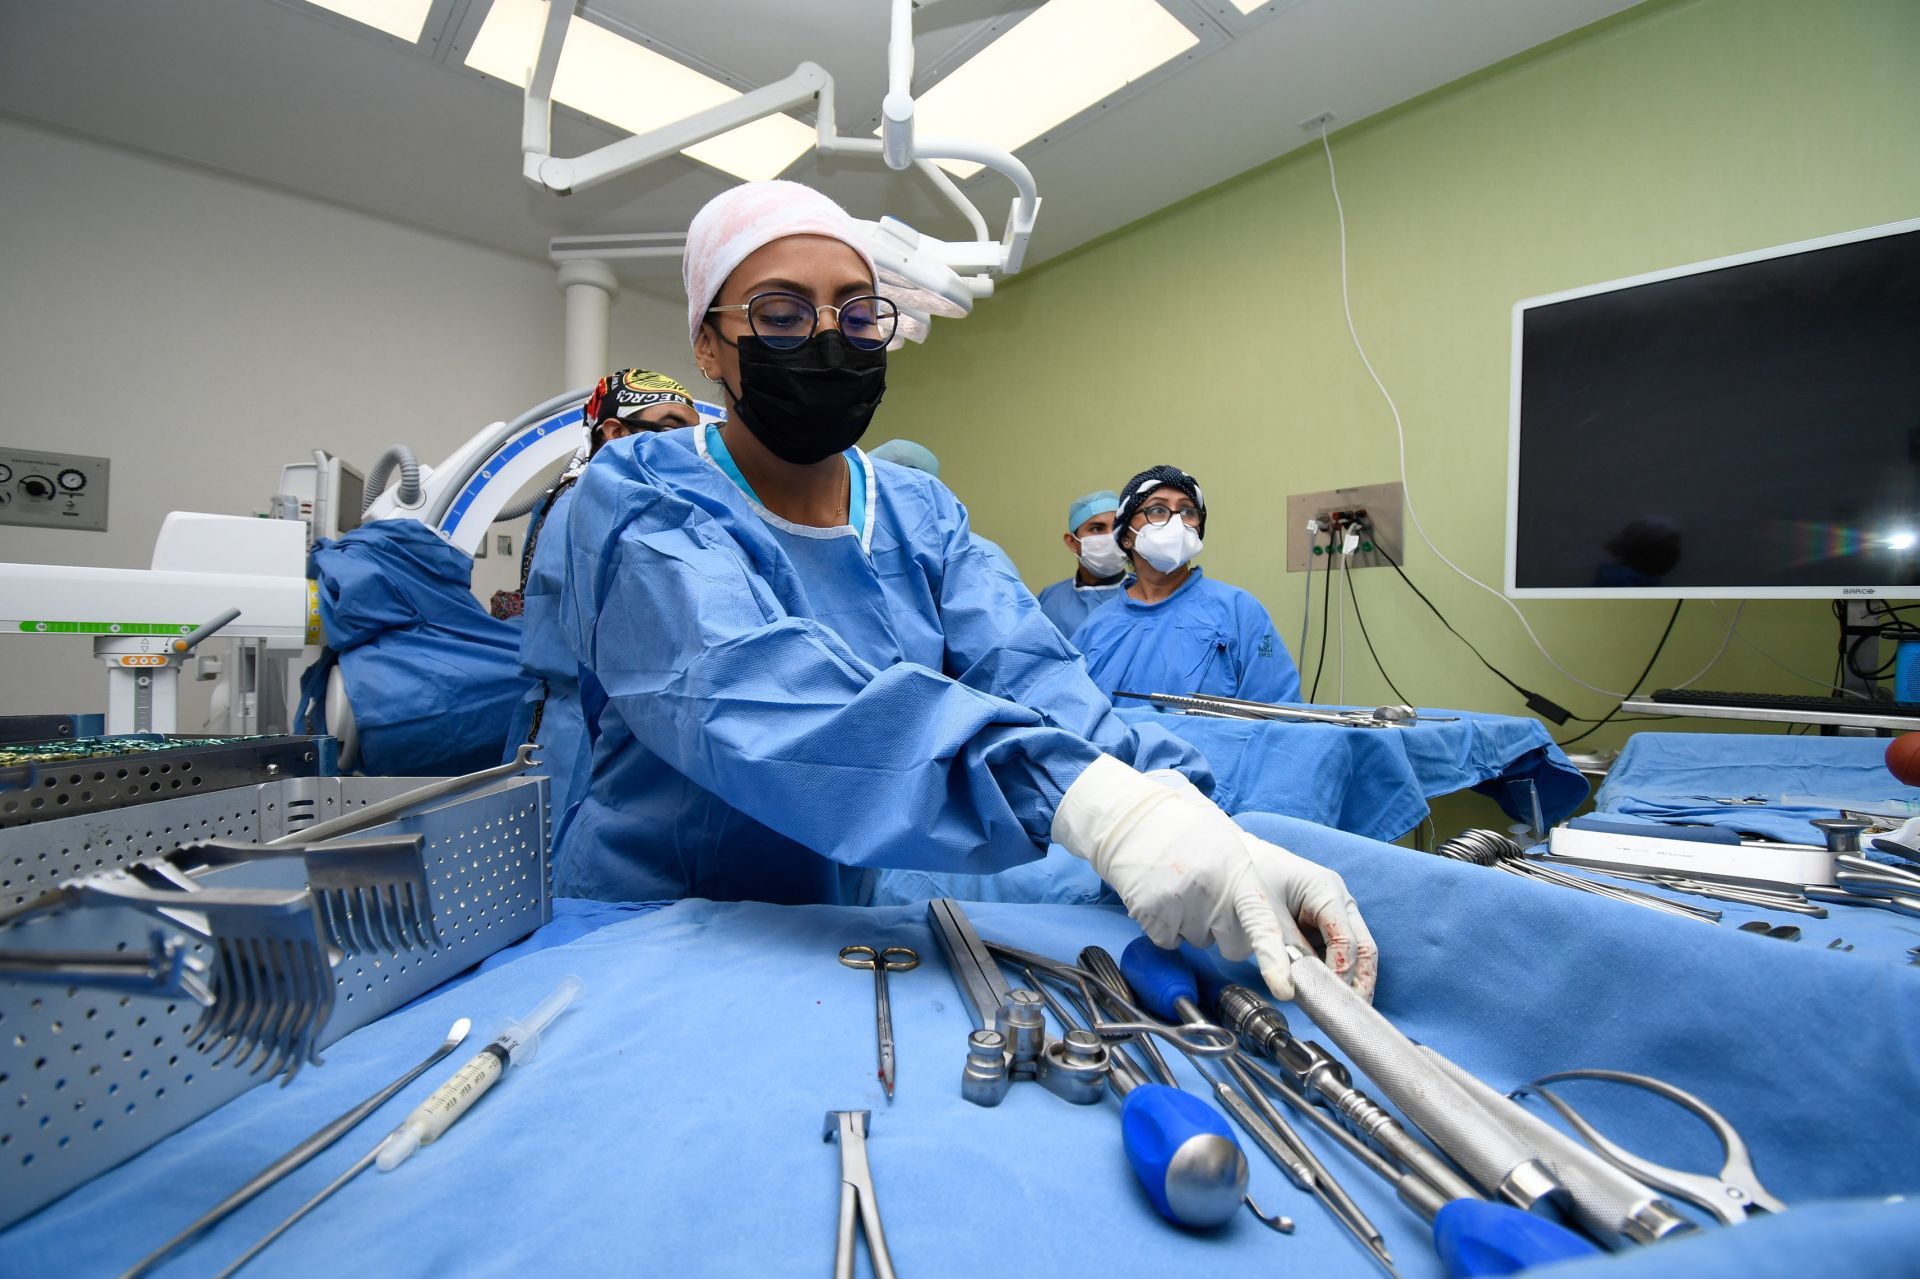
[1133,523,1202,573]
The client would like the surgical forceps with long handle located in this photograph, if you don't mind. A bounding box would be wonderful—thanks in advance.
[1520,1069,1787,1226]
[825,1110,897,1279]
[840,945,917,1101]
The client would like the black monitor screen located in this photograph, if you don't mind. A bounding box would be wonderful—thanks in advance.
[1512,225,1920,595]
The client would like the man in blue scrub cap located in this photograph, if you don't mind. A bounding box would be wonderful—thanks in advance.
[1037,490,1126,639]
[1073,464,1302,705]
[504,369,698,844]
[555,182,1375,1003]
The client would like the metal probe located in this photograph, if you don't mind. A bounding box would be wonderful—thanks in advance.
[122,1019,471,1279]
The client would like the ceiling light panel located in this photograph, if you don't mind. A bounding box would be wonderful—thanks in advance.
[913,0,1201,178]
[466,0,814,182]
[300,0,436,42]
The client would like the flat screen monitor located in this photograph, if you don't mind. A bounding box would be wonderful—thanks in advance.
[1507,216,1920,599]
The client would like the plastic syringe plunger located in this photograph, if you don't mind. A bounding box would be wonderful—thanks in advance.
[375,975,584,1173]
[496,973,585,1067]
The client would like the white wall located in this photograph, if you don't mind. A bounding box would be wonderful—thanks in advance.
[0,117,691,725]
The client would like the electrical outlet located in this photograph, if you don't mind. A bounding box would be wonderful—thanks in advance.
[1285,482,1404,572]
[496,533,512,556]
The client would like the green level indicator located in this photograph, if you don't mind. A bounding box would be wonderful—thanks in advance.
[17,621,194,635]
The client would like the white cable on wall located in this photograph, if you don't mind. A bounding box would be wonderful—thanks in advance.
[1316,123,1631,700]
[1336,544,1348,703]
[1670,601,1743,689]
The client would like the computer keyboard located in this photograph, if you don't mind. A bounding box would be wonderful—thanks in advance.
[1649,688,1920,717]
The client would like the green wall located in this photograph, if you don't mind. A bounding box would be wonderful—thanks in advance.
[883,0,1920,748]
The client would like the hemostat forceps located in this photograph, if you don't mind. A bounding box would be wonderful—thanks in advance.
[1521,1069,1787,1225]
[840,944,918,1100]
[825,1110,898,1279]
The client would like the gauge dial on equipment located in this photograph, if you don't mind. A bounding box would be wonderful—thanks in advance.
[57,468,87,492]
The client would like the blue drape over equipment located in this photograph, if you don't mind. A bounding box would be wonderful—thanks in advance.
[307,520,532,776]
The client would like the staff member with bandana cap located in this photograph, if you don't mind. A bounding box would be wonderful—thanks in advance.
[556,180,1374,1004]
[503,368,698,846]
[1037,489,1126,638]
[1072,464,1302,704]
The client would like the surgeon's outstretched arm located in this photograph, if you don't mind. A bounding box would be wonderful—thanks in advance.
[564,481,1111,876]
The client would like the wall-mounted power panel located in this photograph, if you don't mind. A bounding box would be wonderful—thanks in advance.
[1285,481,1404,572]
[0,447,109,532]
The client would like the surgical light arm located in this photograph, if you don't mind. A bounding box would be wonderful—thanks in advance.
[518,0,1042,291]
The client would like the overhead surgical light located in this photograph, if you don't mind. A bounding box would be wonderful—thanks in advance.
[911,0,1200,179]
[299,0,435,42]
[522,0,1047,345]
[1887,531,1917,552]
[469,0,814,182]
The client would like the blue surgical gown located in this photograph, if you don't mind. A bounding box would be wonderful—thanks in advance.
[307,520,532,775]
[971,533,1022,583]
[1071,569,1302,705]
[552,430,1210,905]
[502,483,596,844]
[1036,577,1124,640]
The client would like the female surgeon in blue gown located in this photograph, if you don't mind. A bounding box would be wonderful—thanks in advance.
[553,181,1375,1002]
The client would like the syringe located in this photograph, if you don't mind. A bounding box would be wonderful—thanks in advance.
[378,974,583,1170]
[213,976,585,1279]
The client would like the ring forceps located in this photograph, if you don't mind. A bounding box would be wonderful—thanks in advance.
[825,1110,898,1279]
[840,945,918,1100]
[1520,1069,1787,1225]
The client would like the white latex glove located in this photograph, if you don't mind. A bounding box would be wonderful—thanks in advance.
[1054,755,1301,998]
[1144,769,1379,1002]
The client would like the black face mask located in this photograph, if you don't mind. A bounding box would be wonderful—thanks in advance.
[722,331,888,465]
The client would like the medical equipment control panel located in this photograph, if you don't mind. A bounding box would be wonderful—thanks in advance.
[0,446,109,532]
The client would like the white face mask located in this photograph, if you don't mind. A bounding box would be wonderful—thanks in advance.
[1132,521,1203,573]
[1075,532,1128,578]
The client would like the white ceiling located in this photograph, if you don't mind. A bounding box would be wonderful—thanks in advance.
[0,0,1641,301]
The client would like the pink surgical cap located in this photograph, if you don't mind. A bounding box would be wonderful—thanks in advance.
[682,180,878,345]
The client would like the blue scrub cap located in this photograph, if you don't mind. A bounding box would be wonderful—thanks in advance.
[1067,490,1120,533]
[869,439,940,478]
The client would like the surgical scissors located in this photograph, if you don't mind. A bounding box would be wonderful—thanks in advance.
[1520,1069,1787,1226]
[825,1110,897,1279]
[840,944,918,1100]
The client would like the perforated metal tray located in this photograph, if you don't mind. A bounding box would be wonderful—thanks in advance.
[0,735,333,831]
[0,773,549,1229]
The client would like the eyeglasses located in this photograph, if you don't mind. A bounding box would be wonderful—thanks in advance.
[706,290,899,352]
[1136,503,1203,528]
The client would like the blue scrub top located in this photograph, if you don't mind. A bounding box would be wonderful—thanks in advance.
[553,428,1209,905]
[503,482,597,845]
[1071,568,1302,705]
[1037,577,1125,640]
